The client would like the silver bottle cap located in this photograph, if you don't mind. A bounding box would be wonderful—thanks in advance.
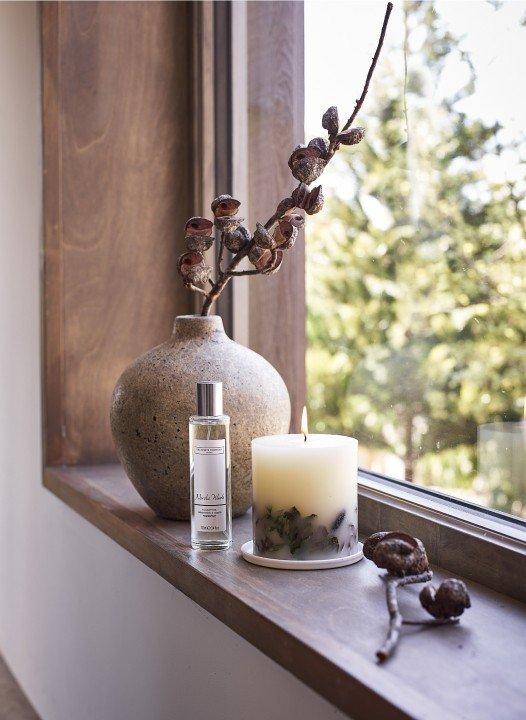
[196,381,223,416]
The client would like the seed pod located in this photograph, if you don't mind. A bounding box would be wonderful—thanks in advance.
[284,212,304,229]
[185,217,214,237]
[248,245,272,270]
[262,249,284,275]
[253,221,275,250]
[371,532,429,577]
[291,183,309,207]
[363,531,391,561]
[322,106,339,137]
[336,127,365,146]
[304,185,324,215]
[185,263,212,286]
[308,136,329,156]
[420,579,471,619]
[211,194,241,218]
[273,219,297,250]
[276,197,295,215]
[185,234,214,252]
[291,156,326,185]
[178,251,205,277]
[223,225,250,252]
[214,215,244,233]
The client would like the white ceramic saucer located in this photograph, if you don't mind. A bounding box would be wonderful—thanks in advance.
[241,541,363,570]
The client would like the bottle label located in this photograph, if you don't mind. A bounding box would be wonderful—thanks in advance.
[193,439,227,532]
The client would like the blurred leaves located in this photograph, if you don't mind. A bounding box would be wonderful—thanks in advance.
[307,1,526,513]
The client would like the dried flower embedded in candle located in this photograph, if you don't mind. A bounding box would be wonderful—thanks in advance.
[420,579,471,619]
[370,532,429,577]
[185,234,214,252]
[224,225,250,252]
[273,219,297,250]
[322,106,339,137]
[211,194,241,217]
[336,127,365,146]
[291,182,310,208]
[248,245,273,270]
[214,215,244,233]
[308,137,330,156]
[303,185,324,215]
[288,146,326,185]
[253,221,276,250]
[185,217,214,237]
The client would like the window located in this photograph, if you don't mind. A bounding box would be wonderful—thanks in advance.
[306,1,526,521]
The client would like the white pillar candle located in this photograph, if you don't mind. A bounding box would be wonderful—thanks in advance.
[251,434,358,560]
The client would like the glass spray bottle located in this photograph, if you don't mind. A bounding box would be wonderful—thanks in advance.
[189,381,232,549]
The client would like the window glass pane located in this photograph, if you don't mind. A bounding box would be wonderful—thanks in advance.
[306,1,526,519]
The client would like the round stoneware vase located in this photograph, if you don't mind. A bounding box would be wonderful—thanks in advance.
[110,315,291,520]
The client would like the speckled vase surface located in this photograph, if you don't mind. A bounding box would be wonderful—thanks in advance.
[110,315,291,520]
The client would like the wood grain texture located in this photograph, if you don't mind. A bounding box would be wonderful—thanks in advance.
[42,2,194,465]
[45,464,526,720]
[247,1,306,432]
[359,486,526,603]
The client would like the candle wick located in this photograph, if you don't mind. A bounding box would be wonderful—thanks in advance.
[303,432,307,443]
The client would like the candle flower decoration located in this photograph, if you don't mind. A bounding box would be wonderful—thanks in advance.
[177,3,394,316]
[251,409,359,562]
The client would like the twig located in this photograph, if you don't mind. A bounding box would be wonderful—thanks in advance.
[376,571,433,663]
[342,2,393,132]
[403,618,459,627]
[186,283,208,296]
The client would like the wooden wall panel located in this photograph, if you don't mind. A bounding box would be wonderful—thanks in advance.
[247,1,306,431]
[42,1,194,465]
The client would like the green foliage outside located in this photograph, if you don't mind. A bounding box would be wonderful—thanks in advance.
[307,2,526,517]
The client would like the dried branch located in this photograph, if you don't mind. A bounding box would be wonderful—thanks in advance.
[377,571,433,663]
[343,2,393,133]
[180,2,394,315]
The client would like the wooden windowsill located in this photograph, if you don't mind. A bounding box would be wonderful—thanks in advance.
[44,464,525,720]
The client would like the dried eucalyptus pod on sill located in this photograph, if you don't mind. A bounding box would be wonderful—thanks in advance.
[224,226,250,252]
[273,219,298,250]
[185,217,214,237]
[420,579,471,619]
[336,127,365,146]
[185,234,214,252]
[369,531,429,577]
[253,222,276,250]
[304,185,324,215]
[322,105,339,137]
[211,194,241,217]
[215,215,244,233]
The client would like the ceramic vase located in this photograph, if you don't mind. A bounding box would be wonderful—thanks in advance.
[110,315,291,519]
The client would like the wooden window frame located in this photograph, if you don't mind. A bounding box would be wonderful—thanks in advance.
[41,0,524,606]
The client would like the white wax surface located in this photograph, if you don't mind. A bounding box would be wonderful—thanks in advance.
[251,434,358,526]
